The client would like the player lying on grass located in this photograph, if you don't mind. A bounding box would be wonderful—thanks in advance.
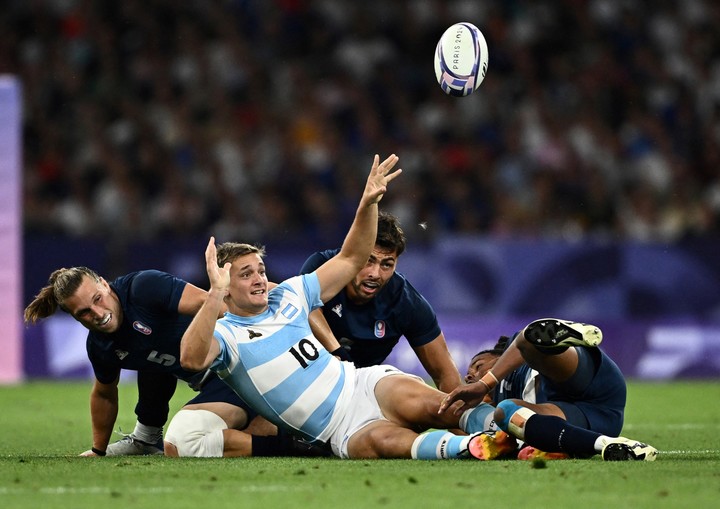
[24,267,322,458]
[441,318,658,461]
[298,211,462,393]
[179,154,497,460]
[165,210,462,457]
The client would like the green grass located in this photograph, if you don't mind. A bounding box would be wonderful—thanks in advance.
[1,380,719,509]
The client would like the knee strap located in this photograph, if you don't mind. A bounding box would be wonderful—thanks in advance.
[165,409,227,458]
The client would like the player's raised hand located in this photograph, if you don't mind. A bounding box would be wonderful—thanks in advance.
[362,154,402,206]
[205,236,231,296]
[438,381,490,416]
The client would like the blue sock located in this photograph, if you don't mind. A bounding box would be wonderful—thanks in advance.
[411,430,472,459]
[459,402,496,433]
[495,400,524,431]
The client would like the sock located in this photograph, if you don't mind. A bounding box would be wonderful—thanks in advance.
[133,421,163,444]
[252,430,332,457]
[495,400,536,440]
[523,414,602,457]
[252,431,294,457]
[593,435,614,452]
[459,403,496,433]
[411,430,473,460]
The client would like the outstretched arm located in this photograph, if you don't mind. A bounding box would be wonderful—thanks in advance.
[180,237,227,372]
[316,154,402,302]
[438,336,525,416]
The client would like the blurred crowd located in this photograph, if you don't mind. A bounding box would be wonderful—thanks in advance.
[4,0,720,246]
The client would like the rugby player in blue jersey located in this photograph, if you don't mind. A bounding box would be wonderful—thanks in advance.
[441,319,658,461]
[179,154,506,460]
[299,211,462,393]
[24,268,317,458]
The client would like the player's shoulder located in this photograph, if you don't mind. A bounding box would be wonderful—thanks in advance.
[299,249,340,274]
[389,272,430,303]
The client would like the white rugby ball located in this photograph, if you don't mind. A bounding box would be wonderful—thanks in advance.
[434,22,489,97]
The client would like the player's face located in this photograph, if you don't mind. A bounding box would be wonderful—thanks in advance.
[346,246,398,304]
[226,253,268,316]
[64,276,123,333]
[466,352,498,384]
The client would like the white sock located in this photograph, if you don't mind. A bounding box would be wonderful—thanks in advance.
[593,435,610,452]
[133,422,163,444]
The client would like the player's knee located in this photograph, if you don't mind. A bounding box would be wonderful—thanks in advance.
[165,409,227,458]
[164,441,179,457]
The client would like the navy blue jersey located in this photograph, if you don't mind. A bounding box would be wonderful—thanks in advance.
[299,249,441,367]
[493,333,626,435]
[87,270,203,386]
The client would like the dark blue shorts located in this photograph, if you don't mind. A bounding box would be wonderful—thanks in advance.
[184,372,258,421]
[541,347,627,436]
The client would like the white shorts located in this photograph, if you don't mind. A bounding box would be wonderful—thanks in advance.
[328,364,423,459]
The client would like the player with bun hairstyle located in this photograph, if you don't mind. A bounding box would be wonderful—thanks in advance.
[24,267,323,458]
[443,319,659,461]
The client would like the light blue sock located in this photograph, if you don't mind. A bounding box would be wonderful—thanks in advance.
[496,400,535,440]
[459,402,496,433]
[411,430,472,460]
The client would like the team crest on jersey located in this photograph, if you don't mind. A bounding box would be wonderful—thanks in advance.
[281,303,298,320]
[115,349,129,360]
[133,321,152,335]
[332,304,342,317]
[374,320,386,338]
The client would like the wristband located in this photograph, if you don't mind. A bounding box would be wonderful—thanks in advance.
[91,447,106,457]
[479,372,498,390]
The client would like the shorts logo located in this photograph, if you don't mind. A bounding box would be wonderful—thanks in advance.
[115,350,129,360]
[133,321,152,335]
[374,320,386,338]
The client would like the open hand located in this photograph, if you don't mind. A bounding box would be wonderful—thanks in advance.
[438,381,490,416]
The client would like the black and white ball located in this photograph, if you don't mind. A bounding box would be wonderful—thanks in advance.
[434,22,489,97]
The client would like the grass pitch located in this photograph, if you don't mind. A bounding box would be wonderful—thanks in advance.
[0,380,718,509]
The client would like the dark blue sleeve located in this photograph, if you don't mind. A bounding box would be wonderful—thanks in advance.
[129,270,187,313]
[401,280,442,347]
[299,249,339,275]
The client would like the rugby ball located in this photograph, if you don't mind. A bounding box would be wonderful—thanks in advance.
[434,22,489,97]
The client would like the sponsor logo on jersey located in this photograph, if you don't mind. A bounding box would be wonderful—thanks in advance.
[248,329,263,340]
[332,304,342,317]
[115,349,129,360]
[374,320,386,338]
[133,321,152,335]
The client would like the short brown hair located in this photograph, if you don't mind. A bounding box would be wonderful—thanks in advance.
[216,242,266,268]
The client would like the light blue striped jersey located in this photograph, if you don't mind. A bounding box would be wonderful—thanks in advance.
[211,273,354,443]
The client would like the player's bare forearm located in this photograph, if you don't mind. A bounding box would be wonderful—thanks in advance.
[309,308,342,351]
[181,237,227,371]
[318,154,402,302]
[180,288,224,371]
[341,154,401,260]
[89,381,118,452]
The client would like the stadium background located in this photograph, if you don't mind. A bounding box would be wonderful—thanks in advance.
[2,0,720,383]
